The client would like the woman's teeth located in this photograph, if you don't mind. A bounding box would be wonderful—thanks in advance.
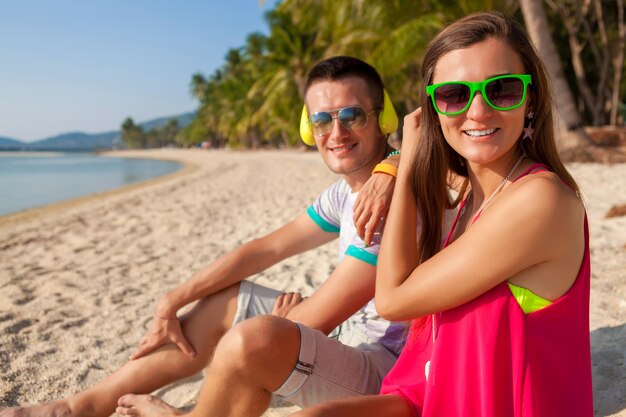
[465,128,497,137]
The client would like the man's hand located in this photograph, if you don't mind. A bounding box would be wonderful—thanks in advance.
[353,173,395,246]
[271,292,304,318]
[130,315,196,360]
[354,151,399,245]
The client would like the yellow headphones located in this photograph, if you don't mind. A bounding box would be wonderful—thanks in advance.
[299,89,399,146]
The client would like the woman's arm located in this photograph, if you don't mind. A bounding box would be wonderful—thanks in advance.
[377,170,585,321]
[375,108,423,318]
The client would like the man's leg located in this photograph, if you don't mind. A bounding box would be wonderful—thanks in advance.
[117,314,302,417]
[116,314,398,417]
[115,394,414,417]
[0,284,241,417]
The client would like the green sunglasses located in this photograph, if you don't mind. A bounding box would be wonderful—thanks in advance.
[426,74,532,116]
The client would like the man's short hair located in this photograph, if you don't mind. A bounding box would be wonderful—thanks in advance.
[304,56,384,109]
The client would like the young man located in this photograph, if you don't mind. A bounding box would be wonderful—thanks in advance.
[1,56,405,417]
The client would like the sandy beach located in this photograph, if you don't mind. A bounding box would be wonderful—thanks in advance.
[0,149,624,416]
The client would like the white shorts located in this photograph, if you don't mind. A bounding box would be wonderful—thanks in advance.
[233,280,398,408]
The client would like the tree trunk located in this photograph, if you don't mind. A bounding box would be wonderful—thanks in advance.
[610,0,625,125]
[519,0,592,151]
[591,0,611,126]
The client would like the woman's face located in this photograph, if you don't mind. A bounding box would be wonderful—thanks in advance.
[431,38,529,167]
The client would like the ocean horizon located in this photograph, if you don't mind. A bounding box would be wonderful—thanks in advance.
[0,152,181,216]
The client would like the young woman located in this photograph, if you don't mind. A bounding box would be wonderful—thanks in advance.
[290,11,593,417]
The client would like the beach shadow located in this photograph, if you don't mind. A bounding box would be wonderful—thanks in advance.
[591,323,626,416]
[152,372,204,411]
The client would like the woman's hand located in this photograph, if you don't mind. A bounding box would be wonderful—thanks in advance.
[399,107,422,169]
[271,292,304,318]
[353,172,395,246]
[130,314,196,360]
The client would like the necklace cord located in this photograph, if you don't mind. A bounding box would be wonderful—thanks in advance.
[470,153,526,223]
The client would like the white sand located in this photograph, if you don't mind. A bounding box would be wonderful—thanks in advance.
[0,149,624,416]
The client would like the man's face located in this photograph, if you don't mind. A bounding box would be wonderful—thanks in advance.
[305,77,386,183]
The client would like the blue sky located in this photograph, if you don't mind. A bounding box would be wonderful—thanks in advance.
[0,0,279,142]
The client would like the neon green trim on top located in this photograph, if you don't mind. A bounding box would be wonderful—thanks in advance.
[307,206,340,233]
[345,245,377,266]
[507,282,552,314]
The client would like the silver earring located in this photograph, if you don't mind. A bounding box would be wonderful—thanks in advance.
[523,111,534,141]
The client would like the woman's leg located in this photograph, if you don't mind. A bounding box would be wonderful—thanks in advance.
[290,394,413,417]
[0,284,241,417]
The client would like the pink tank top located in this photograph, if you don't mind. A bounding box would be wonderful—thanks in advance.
[379,165,593,417]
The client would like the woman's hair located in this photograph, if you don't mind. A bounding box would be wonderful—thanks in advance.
[411,11,580,264]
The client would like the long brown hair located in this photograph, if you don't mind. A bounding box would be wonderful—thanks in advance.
[411,11,580,264]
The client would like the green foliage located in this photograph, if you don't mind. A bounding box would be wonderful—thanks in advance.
[543,0,625,126]
[187,0,624,149]
[120,118,144,149]
[120,117,181,149]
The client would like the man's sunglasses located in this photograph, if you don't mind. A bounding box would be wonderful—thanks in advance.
[425,74,532,116]
[308,107,377,137]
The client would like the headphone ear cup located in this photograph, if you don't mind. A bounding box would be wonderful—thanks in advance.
[378,89,399,135]
[299,105,316,146]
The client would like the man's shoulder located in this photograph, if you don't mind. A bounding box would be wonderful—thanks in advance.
[307,178,351,233]
[322,177,351,195]
[317,178,352,209]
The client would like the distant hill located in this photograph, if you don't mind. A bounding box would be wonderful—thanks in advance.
[0,112,195,151]
[140,112,195,132]
[0,136,26,149]
[31,131,120,151]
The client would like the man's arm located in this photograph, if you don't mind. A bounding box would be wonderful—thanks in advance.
[281,255,376,335]
[131,213,337,359]
[157,213,337,319]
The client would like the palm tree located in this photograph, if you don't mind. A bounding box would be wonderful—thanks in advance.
[519,0,591,151]
[190,73,208,103]
[246,4,325,146]
[320,1,442,105]
[190,0,598,150]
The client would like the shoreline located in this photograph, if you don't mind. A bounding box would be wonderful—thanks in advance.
[0,149,624,416]
[0,150,197,229]
[0,148,331,417]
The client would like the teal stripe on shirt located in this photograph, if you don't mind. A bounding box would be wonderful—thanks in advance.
[345,245,378,266]
[307,205,340,233]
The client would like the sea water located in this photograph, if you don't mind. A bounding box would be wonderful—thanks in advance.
[0,152,181,216]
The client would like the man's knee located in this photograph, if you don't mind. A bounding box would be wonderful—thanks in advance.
[216,315,299,362]
[212,315,301,386]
